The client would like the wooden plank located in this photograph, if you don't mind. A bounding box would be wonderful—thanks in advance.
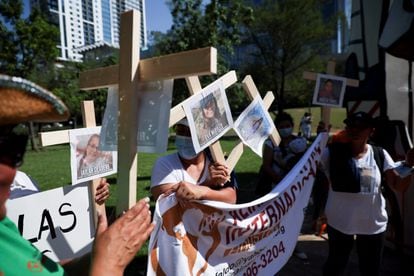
[80,47,217,90]
[303,71,317,81]
[242,75,260,99]
[116,10,141,213]
[346,79,359,87]
[185,76,203,94]
[39,129,69,146]
[263,92,281,146]
[140,47,217,81]
[79,65,118,90]
[169,71,238,127]
[81,100,97,127]
[226,142,244,172]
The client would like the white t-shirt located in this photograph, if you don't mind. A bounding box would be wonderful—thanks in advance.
[320,145,398,235]
[151,153,210,188]
[9,171,41,199]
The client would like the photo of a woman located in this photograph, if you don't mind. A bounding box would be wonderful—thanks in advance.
[195,92,228,146]
[69,127,117,184]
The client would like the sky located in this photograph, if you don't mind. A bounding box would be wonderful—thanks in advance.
[23,0,173,33]
[145,0,173,33]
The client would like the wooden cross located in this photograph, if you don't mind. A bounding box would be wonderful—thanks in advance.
[39,100,105,222]
[303,60,359,127]
[168,72,280,173]
[79,10,217,214]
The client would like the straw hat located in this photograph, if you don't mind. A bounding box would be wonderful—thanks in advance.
[0,74,70,126]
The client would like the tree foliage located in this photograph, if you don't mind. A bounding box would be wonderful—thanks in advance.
[242,0,336,112]
[0,0,58,78]
[150,0,253,108]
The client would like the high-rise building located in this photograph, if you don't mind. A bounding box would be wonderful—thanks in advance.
[30,0,147,62]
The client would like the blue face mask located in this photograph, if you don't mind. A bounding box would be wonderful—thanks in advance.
[175,135,198,160]
[279,127,293,138]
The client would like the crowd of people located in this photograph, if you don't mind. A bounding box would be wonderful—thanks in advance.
[1,74,413,276]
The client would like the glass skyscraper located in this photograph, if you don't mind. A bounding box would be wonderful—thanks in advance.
[30,0,147,61]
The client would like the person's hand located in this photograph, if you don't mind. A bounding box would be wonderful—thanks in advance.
[405,148,414,167]
[95,178,110,205]
[205,161,230,187]
[90,197,155,276]
[164,181,208,202]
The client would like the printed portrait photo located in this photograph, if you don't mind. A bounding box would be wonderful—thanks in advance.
[312,74,346,108]
[234,96,274,157]
[183,80,233,153]
[69,127,117,184]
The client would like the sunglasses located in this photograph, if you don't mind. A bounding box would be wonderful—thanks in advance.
[0,133,28,168]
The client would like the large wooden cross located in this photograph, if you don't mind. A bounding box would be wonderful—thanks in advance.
[79,10,217,214]
[303,60,359,127]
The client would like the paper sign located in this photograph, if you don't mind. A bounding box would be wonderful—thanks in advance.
[234,96,275,157]
[99,80,173,153]
[69,127,117,184]
[182,79,233,153]
[6,183,95,262]
[312,73,346,107]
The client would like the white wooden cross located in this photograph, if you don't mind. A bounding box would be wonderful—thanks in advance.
[39,100,105,221]
[303,60,359,127]
[79,10,217,214]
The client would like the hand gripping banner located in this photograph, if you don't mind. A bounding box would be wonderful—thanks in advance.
[147,133,329,276]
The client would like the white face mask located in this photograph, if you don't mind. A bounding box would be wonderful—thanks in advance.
[175,135,198,160]
[279,127,293,138]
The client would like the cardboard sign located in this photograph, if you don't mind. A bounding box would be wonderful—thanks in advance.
[6,183,95,262]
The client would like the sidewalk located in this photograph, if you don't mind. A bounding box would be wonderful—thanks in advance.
[278,206,414,276]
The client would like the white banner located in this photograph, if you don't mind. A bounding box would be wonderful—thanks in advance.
[147,134,328,276]
[6,183,95,262]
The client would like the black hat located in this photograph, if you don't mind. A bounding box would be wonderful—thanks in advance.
[343,111,375,128]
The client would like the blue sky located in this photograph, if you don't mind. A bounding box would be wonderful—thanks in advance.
[146,1,173,32]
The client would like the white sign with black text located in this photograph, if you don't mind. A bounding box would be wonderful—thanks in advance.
[6,183,95,262]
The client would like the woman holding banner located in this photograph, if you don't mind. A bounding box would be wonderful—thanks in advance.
[150,118,237,203]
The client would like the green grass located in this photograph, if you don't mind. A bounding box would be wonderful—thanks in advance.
[282,106,347,133]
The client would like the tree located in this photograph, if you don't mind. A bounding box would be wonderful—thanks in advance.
[242,0,336,112]
[0,0,58,78]
[150,0,253,108]
[0,0,59,150]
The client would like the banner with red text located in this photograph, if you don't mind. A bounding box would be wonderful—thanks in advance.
[147,133,328,276]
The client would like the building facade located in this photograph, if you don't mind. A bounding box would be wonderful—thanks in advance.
[30,0,147,61]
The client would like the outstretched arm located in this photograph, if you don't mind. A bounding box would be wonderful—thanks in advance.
[90,197,155,276]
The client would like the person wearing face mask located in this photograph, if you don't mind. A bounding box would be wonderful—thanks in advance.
[255,112,308,196]
[150,119,237,204]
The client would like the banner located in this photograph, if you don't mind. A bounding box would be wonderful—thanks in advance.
[147,133,328,276]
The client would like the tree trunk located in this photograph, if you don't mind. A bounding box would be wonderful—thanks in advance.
[28,122,39,152]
